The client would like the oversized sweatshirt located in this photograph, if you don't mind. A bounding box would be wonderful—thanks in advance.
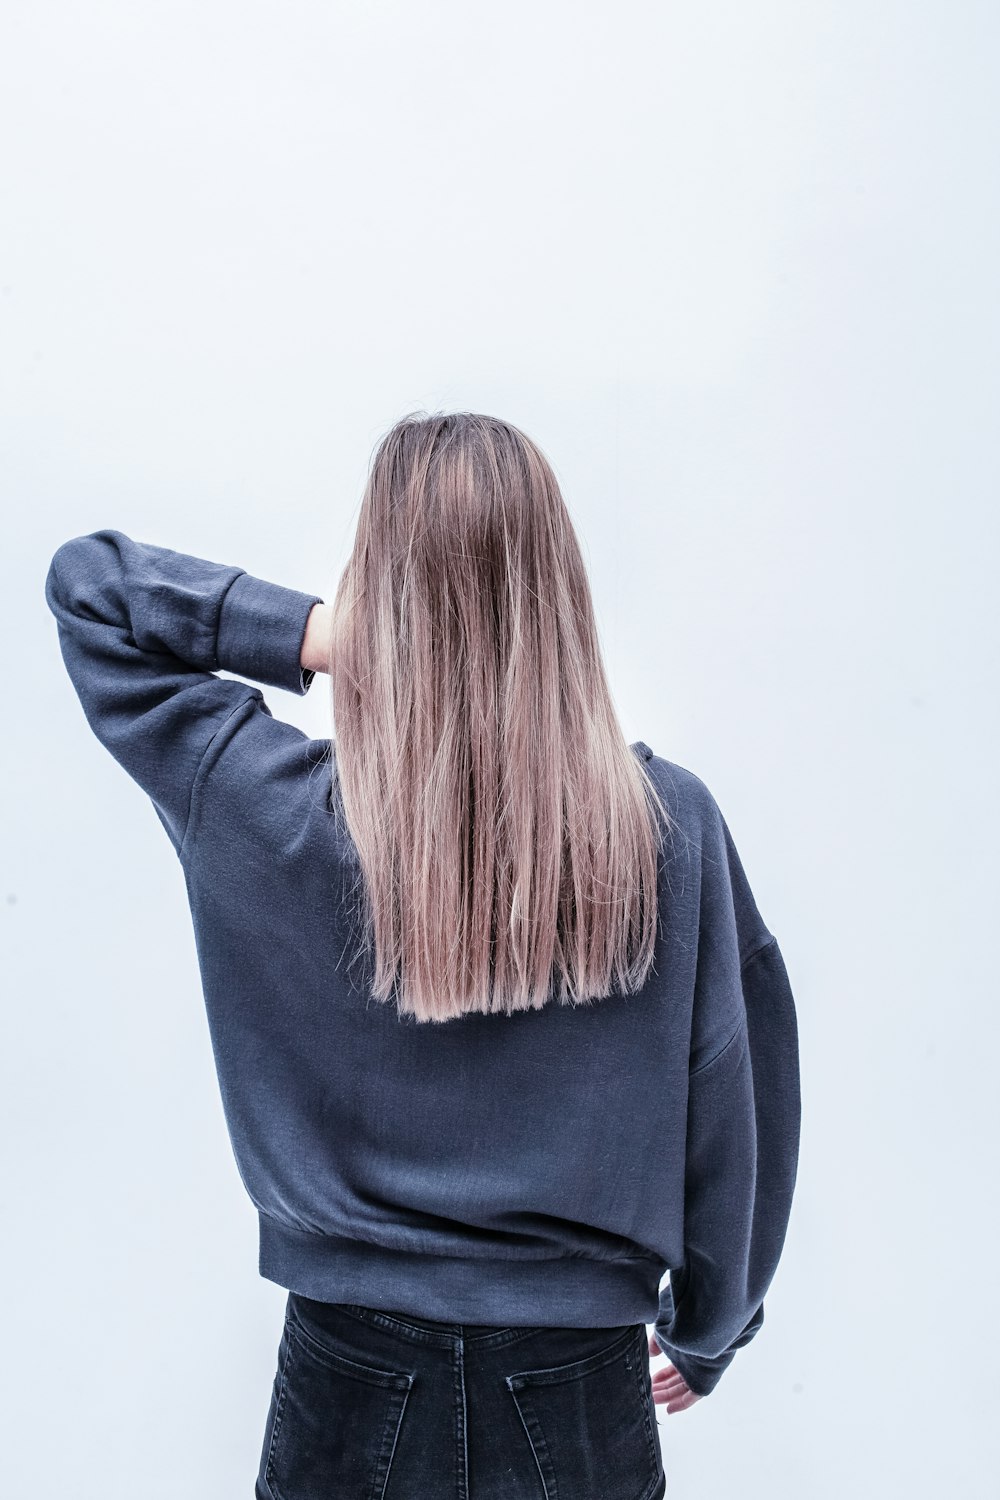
[44,528,801,1398]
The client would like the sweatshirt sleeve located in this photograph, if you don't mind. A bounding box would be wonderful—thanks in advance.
[44,528,325,856]
[653,809,801,1397]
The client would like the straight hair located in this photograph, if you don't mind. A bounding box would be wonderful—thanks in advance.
[326,410,674,1023]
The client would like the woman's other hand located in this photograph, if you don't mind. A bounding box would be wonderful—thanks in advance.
[647,1332,703,1413]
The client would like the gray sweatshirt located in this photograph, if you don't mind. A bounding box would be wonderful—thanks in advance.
[45,527,801,1398]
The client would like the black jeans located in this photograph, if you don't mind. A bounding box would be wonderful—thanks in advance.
[255,1292,666,1500]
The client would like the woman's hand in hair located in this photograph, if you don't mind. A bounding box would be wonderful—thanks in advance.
[647,1333,703,1413]
[301,602,334,676]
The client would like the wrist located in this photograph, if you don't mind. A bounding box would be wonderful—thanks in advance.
[301,602,332,675]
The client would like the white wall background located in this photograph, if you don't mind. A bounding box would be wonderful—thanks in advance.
[3,1,997,1495]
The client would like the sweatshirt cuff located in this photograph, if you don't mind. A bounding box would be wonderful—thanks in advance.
[652,1333,735,1398]
[216,571,325,696]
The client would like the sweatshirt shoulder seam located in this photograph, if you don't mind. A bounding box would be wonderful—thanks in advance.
[689,939,776,1079]
[178,689,260,860]
[740,934,776,972]
[689,1014,748,1080]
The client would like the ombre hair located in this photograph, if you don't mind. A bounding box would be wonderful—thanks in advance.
[327,410,674,1024]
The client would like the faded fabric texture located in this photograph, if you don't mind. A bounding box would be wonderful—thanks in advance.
[46,529,801,1398]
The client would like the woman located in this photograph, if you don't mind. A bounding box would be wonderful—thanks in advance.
[45,410,801,1500]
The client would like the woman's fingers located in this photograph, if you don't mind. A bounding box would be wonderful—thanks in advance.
[653,1383,702,1413]
[647,1332,703,1412]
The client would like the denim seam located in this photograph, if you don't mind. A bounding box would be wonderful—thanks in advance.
[286,1304,413,1382]
[507,1323,640,1383]
[332,1302,556,1351]
[378,1382,413,1500]
[263,1321,297,1497]
[633,1327,664,1492]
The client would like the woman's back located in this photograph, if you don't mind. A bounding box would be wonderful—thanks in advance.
[44,413,800,1498]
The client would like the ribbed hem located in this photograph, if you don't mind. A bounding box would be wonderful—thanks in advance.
[258,1216,664,1329]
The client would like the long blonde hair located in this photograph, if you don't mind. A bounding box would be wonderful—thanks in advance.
[327,410,674,1023]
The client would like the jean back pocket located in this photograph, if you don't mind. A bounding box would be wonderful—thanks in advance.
[505,1324,663,1500]
[260,1307,414,1500]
